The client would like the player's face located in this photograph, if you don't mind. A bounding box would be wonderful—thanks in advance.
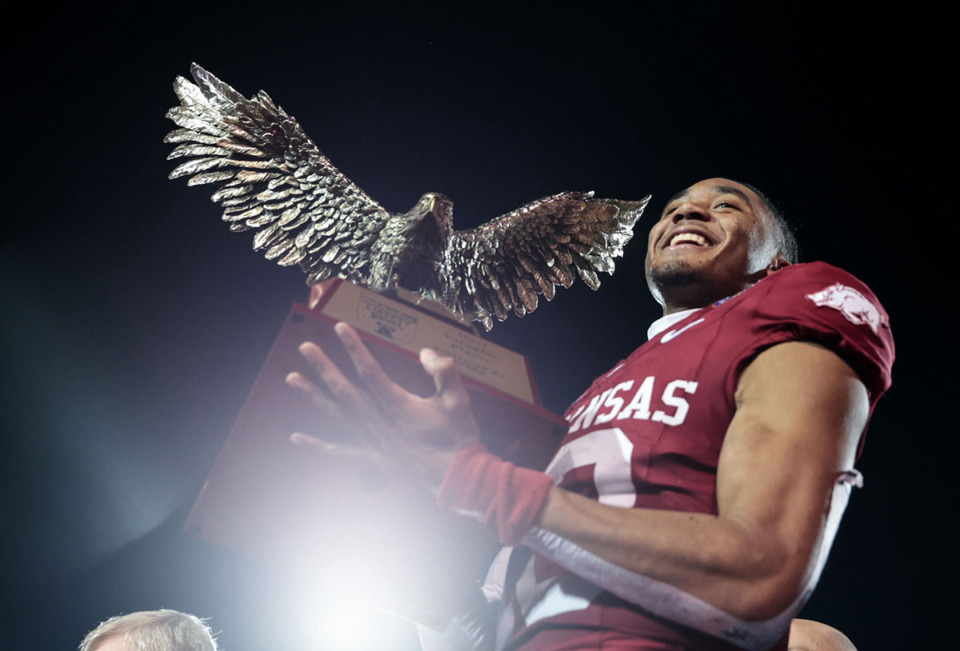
[645,178,780,312]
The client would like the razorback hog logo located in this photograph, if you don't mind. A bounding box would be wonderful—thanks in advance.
[806,283,887,334]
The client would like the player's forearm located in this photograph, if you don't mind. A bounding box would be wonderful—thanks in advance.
[437,442,809,621]
[534,485,805,621]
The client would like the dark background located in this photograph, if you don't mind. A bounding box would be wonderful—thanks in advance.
[1,2,952,649]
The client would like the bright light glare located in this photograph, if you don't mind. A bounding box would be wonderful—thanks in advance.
[285,563,411,650]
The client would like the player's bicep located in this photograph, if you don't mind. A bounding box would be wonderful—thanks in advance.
[716,341,869,613]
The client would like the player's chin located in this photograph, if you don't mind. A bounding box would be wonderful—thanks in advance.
[647,259,708,291]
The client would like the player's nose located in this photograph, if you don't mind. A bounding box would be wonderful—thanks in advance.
[669,201,711,223]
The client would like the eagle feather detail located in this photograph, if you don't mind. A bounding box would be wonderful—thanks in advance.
[165,64,650,330]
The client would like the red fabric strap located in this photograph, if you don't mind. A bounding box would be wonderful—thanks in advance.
[437,442,555,546]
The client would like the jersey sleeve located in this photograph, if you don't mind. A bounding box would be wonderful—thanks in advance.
[750,261,895,405]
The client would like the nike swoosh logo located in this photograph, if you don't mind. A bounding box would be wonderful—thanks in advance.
[660,318,705,343]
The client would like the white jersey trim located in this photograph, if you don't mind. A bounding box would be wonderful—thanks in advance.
[646,307,702,341]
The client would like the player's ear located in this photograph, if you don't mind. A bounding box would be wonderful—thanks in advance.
[766,253,790,276]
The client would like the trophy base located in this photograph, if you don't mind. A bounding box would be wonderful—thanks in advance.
[184,280,566,624]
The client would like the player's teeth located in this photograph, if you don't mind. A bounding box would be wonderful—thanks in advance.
[669,233,708,247]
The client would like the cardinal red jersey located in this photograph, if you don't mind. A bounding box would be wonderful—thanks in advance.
[493,262,894,650]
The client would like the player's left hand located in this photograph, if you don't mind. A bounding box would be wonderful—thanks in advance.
[285,321,481,492]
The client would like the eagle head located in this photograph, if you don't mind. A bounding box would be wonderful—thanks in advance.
[404,192,454,239]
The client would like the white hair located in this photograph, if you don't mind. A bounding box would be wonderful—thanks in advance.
[79,609,218,651]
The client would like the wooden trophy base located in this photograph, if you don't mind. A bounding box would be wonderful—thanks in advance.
[184,280,566,625]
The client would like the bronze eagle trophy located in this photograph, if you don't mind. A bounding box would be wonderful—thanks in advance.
[165,64,650,330]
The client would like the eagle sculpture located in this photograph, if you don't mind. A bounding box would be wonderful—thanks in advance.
[165,64,650,330]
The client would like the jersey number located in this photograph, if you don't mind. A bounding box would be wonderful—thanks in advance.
[544,428,636,508]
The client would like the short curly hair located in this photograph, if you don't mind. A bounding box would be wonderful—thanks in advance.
[79,609,218,651]
[740,181,801,264]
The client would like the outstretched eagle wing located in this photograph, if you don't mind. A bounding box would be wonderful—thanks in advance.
[164,64,396,288]
[435,192,650,330]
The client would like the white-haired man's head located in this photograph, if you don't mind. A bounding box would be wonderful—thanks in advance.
[79,609,217,651]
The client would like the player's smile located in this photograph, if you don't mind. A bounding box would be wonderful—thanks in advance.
[666,231,710,248]
[660,225,718,252]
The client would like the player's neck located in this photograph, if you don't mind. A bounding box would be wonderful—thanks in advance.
[661,295,721,316]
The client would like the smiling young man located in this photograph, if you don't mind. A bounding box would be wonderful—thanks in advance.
[288,179,894,650]
[647,180,793,313]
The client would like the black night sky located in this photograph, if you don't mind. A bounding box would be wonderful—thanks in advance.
[2,3,952,649]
